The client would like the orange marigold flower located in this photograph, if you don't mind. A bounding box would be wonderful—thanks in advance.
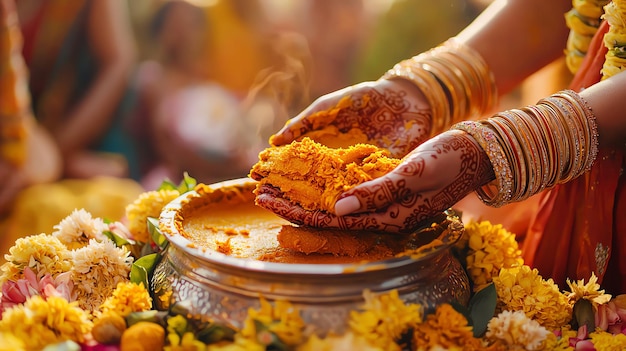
[412,303,497,350]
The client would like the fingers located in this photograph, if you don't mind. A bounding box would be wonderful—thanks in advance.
[335,131,493,217]
[269,89,351,146]
[335,173,411,216]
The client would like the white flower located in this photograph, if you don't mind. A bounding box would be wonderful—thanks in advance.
[52,209,109,249]
[71,239,133,311]
[486,310,550,350]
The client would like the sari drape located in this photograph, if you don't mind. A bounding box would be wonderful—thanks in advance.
[523,21,626,293]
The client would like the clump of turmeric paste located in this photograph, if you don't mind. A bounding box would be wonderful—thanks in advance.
[250,137,400,214]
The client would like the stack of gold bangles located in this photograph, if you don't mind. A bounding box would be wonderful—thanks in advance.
[381,38,498,136]
[453,90,599,207]
[382,38,599,208]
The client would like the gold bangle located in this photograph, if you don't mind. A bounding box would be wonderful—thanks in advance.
[452,120,513,207]
[383,38,498,136]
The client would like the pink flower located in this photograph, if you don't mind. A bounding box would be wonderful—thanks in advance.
[0,267,75,317]
[107,221,133,241]
[569,325,596,350]
[595,294,626,334]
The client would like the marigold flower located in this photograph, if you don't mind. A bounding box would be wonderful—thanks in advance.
[493,265,572,330]
[296,332,384,351]
[98,282,152,318]
[71,239,133,311]
[0,295,92,349]
[349,289,422,351]
[589,330,626,349]
[52,208,109,249]
[241,297,305,347]
[207,334,265,351]
[0,332,25,351]
[464,221,524,292]
[125,189,180,243]
[412,303,491,351]
[485,310,550,350]
[566,272,612,307]
[166,331,207,351]
[0,233,72,284]
[541,327,577,351]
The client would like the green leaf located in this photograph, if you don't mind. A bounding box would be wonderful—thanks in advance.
[103,230,133,248]
[178,172,197,193]
[573,299,595,331]
[130,253,161,289]
[157,179,179,191]
[195,323,236,344]
[467,283,497,337]
[126,310,169,328]
[147,217,168,250]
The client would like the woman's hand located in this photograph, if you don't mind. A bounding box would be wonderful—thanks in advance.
[270,79,433,158]
[255,130,494,233]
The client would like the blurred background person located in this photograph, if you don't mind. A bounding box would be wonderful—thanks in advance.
[0,0,144,257]
[17,0,138,179]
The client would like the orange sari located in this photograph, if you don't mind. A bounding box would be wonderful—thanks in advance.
[523,21,626,294]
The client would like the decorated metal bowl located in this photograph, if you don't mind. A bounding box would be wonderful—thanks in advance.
[152,177,470,335]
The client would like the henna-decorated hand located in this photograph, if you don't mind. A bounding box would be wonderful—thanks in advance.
[269,79,432,158]
[255,130,495,233]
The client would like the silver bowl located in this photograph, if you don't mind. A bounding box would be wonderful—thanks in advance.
[152,178,470,335]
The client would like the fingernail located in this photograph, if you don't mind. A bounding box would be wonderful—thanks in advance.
[335,196,361,216]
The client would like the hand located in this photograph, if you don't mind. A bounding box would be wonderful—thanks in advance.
[270,79,433,158]
[255,130,495,233]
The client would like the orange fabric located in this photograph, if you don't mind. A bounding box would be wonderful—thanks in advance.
[523,21,626,293]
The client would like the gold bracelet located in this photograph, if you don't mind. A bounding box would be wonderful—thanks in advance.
[452,120,513,207]
[383,38,498,136]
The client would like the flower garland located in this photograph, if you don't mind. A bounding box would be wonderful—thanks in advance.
[565,0,626,79]
[0,175,625,350]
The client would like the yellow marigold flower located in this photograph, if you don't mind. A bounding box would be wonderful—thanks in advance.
[241,297,305,346]
[0,233,72,283]
[566,272,612,307]
[166,331,207,351]
[540,325,576,351]
[0,332,25,351]
[493,265,572,330]
[98,282,153,318]
[296,332,384,351]
[120,321,165,351]
[349,289,422,351]
[589,330,626,350]
[207,334,264,351]
[412,303,492,351]
[485,310,550,350]
[126,189,180,243]
[72,239,133,311]
[464,221,524,292]
[0,295,92,350]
